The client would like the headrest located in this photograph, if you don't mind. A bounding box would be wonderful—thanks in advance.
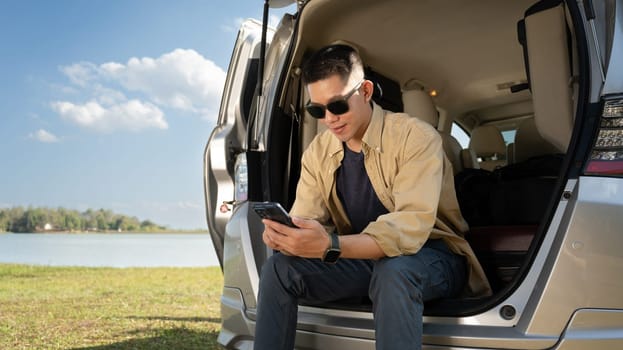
[402,80,439,127]
[469,125,507,157]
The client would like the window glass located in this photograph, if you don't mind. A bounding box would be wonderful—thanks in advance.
[501,130,516,145]
[451,123,470,148]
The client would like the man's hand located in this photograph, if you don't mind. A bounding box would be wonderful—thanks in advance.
[262,217,330,258]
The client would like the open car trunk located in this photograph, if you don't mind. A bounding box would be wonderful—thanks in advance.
[250,0,588,314]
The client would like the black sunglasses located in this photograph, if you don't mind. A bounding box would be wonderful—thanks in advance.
[305,80,364,119]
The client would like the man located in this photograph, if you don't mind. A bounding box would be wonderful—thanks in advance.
[254,44,491,350]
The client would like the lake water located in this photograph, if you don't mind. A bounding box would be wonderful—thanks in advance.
[0,233,219,267]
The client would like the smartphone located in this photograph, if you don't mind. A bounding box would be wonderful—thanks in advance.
[252,202,296,228]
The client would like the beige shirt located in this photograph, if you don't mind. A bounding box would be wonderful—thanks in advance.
[291,102,492,297]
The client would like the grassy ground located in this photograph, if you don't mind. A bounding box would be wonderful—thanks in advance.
[0,264,224,350]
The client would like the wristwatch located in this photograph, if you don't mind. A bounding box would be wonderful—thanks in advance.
[322,232,341,263]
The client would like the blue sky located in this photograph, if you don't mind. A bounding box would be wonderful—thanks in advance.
[0,1,293,229]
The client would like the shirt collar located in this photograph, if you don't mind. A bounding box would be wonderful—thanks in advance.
[362,102,385,154]
[327,101,385,158]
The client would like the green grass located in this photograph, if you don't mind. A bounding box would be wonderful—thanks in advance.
[0,264,225,350]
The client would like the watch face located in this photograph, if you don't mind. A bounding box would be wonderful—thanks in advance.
[323,248,341,263]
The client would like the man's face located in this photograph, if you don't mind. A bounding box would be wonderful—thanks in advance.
[307,75,372,150]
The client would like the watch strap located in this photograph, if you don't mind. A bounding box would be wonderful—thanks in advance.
[330,232,339,250]
[322,232,341,263]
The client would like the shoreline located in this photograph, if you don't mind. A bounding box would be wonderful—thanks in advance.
[0,230,209,234]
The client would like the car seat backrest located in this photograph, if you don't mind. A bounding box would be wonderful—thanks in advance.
[401,80,439,127]
[521,0,574,152]
[441,134,467,175]
[461,147,480,170]
[468,125,507,171]
[514,117,560,163]
[401,81,469,175]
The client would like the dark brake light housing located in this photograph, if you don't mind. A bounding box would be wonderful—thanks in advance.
[585,98,623,176]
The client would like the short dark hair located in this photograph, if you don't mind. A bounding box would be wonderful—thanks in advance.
[301,44,364,85]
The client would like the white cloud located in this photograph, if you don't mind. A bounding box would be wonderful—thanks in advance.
[100,49,226,117]
[29,129,60,143]
[91,85,128,106]
[52,99,167,132]
[175,201,203,210]
[221,18,245,33]
[61,62,99,87]
[225,15,282,33]
[269,14,282,28]
[54,48,226,132]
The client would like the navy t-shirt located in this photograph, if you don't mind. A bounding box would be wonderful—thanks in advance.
[336,145,389,234]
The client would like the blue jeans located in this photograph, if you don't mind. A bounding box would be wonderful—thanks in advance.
[253,239,466,350]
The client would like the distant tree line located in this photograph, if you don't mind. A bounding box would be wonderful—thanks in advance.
[0,207,168,233]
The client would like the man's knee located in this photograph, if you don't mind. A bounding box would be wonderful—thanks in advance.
[260,253,293,284]
[369,256,427,301]
[259,253,308,300]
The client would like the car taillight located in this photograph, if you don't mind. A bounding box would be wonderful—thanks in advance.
[234,153,248,202]
[585,98,623,175]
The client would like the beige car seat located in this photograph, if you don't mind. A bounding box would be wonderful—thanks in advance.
[468,125,507,171]
[402,82,474,175]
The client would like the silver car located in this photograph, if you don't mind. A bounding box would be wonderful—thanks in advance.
[204,0,623,348]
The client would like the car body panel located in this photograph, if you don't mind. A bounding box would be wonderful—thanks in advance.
[204,20,272,267]
[520,176,623,335]
[249,14,296,152]
[554,309,623,349]
[222,203,264,310]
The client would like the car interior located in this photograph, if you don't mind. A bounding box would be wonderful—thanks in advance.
[260,0,580,315]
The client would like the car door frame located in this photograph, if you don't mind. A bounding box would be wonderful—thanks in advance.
[203,19,269,268]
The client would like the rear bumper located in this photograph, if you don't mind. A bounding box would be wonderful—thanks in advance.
[218,287,255,349]
[552,309,623,350]
[219,287,623,350]
[218,286,378,350]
